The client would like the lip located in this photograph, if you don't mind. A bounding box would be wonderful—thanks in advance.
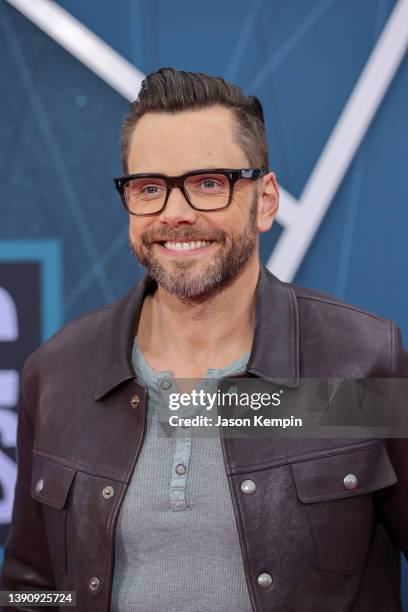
[154,241,216,257]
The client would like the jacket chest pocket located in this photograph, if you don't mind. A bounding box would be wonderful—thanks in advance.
[292,443,397,575]
[31,453,77,578]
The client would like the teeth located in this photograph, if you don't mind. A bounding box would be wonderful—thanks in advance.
[163,241,212,251]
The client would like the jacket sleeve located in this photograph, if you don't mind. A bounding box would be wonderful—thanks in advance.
[375,324,408,560]
[0,356,56,610]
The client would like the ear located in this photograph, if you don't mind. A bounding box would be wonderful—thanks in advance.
[256,171,279,233]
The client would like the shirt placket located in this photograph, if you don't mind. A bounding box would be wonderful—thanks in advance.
[157,373,218,512]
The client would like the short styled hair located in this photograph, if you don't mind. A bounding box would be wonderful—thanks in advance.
[120,67,269,172]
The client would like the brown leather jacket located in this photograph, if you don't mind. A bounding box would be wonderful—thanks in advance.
[1,266,408,611]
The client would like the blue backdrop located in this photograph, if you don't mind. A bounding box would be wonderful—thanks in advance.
[1,0,407,605]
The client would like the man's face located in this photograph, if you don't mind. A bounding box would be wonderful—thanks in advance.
[127,106,265,299]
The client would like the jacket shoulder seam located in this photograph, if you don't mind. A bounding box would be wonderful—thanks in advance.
[294,292,394,324]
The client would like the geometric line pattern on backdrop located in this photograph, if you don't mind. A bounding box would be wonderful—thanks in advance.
[5,0,408,282]
[0,7,115,304]
[267,0,408,280]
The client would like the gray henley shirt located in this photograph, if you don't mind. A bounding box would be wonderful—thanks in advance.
[110,338,253,611]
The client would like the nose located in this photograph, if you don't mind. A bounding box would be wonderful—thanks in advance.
[158,186,198,227]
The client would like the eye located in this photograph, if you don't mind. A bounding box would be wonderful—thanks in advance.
[201,179,219,189]
[125,178,166,200]
[141,185,160,194]
[186,174,228,194]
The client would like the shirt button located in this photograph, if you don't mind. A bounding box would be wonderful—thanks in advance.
[160,379,172,390]
[175,463,187,475]
[343,473,358,490]
[88,576,100,592]
[257,573,273,589]
[102,485,114,499]
[35,478,44,493]
[240,479,256,495]
[130,394,140,408]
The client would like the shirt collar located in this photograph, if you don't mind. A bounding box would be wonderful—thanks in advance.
[94,265,299,400]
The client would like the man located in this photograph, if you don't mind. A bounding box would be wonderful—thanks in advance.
[1,67,407,611]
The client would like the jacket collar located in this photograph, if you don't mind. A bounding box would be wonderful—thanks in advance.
[94,265,299,400]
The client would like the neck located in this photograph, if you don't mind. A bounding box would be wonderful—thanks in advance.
[136,257,259,373]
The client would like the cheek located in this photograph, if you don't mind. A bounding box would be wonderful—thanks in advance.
[232,191,255,218]
[129,220,148,242]
[228,204,252,228]
[128,223,138,245]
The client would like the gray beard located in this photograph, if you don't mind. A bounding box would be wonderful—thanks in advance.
[129,196,258,301]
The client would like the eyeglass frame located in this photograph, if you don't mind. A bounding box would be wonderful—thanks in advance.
[113,167,269,216]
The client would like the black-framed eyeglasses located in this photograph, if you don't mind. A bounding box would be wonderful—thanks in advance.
[113,167,269,216]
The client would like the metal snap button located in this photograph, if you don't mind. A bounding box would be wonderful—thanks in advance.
[130,394,140,408]
[160,379,172,390]
[240,479,256,495]
[89,576,100,592]
[257,573,273,589]
[35,478,44,493]
[175,463,187,475]
[102,485,114,499]
[343,473,358,490]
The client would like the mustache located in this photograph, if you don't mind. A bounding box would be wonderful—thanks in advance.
[141,228,227,245]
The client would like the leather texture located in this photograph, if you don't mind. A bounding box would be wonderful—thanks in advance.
[1,266,407,611]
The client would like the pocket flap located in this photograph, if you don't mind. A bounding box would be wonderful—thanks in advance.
[292,443,397,503]
[31,453,76,510]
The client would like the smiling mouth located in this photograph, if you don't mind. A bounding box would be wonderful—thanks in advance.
[156,240,214,251]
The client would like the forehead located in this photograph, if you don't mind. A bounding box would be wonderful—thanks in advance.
[127,105,249,173]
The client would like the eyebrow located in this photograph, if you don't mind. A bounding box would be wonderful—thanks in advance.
[127,166,229,176]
